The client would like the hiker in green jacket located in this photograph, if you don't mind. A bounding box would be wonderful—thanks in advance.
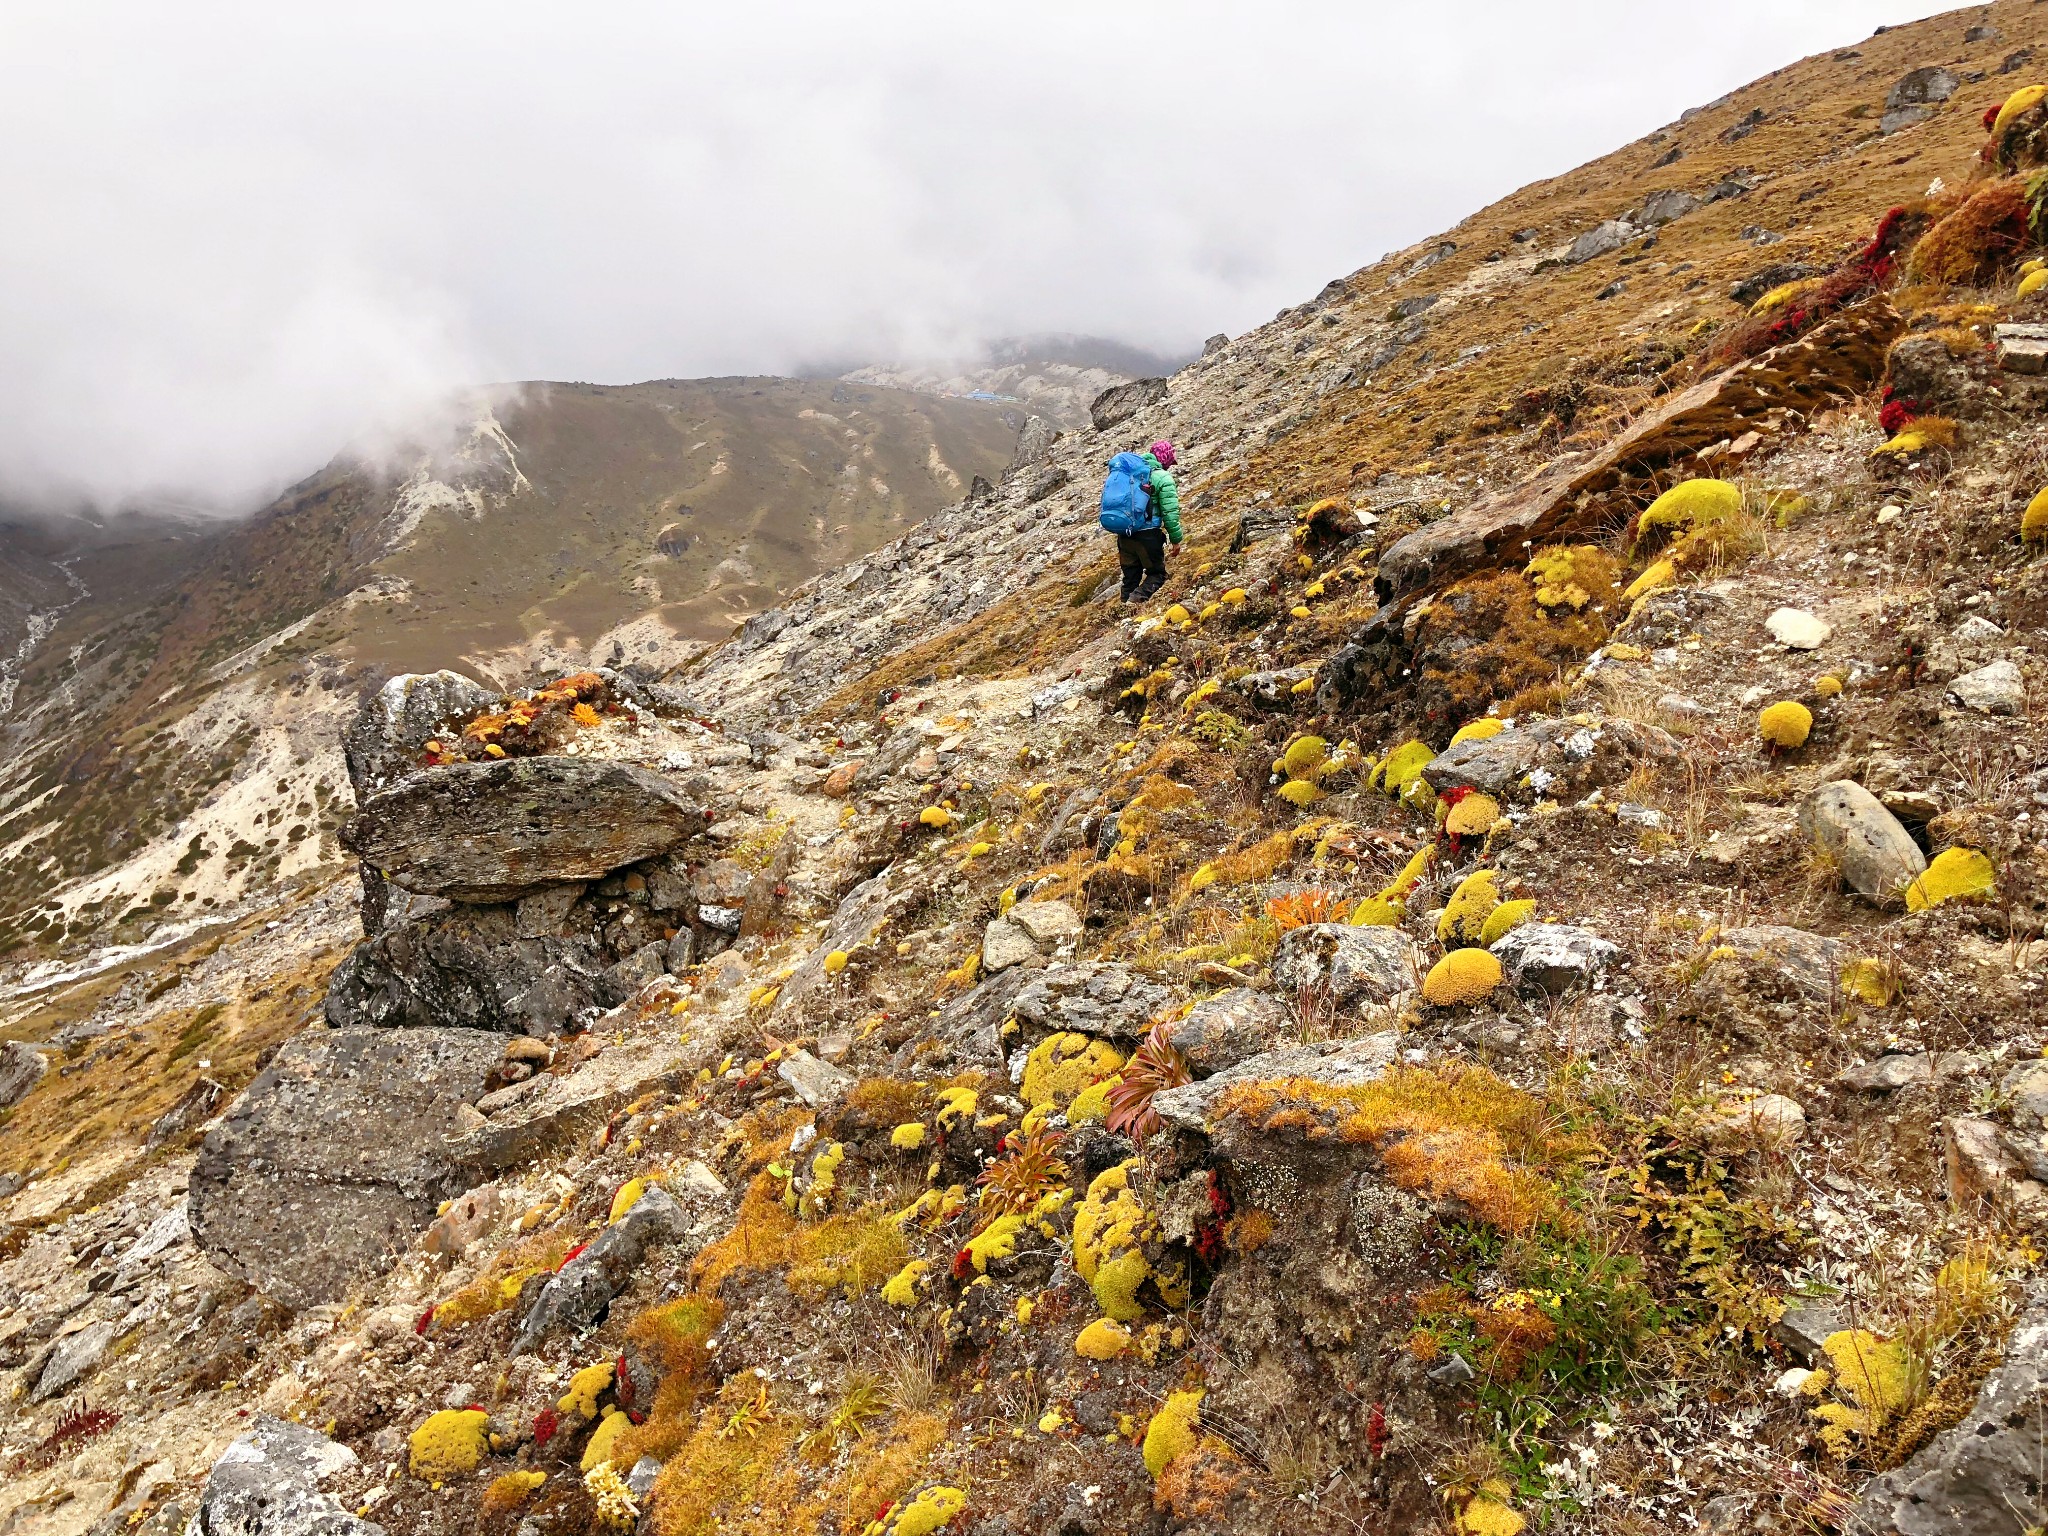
[1115,439,1185,602]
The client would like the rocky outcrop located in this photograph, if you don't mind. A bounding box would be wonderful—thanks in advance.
[1852,1280,2048,1535]
[341,757,708,904]
[1365,299,1903,605]
[1088,377,1169,432]
[0,1039,47,1108]
[190,1026,507,1308]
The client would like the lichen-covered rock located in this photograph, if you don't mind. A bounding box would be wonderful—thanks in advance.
[190,1026,507,1308]
[341,757,708,904]
[1010,962,1175,1042]
[1422,716,1681,800]
[324,901,627,1035]
[1796,780,1927,903]
[1489,923,1617,994]
[1714,925,1843,999]
[1168,988,1290,1077]
[1851,1279,2048,1534]
[189,1416,382,1536]
[341,670,499,800]
[1271,923,1417,1007]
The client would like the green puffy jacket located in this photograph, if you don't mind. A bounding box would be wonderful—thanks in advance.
[1141,452,1184,543]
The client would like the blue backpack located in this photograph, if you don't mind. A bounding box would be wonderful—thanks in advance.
[1098,452,1158,536]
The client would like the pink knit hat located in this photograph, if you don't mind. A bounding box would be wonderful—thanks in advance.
[1149,440,1177,467]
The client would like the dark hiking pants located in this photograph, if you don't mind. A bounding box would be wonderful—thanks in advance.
[1117,529,1168,601]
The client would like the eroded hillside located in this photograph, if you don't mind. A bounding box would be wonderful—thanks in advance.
[6,6,2048,1536]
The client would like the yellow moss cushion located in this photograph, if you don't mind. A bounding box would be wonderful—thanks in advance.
[1436,869,1500,946]
[1443,793,1501,839]
[1142,1389,1206,1478]
[409,1409,491,1482]
[1449,717,1507,746]
[1757,700,1812,749]
[2023,486,2048,541]
[1073,1318,1133,1360]
[1423,949,1504,1006]
[1904,847,1996,911]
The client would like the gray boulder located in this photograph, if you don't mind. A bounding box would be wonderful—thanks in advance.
[1489,924,1618,995]
[341,670,497,800]
[1153,1033,1400,1132]
[190,1027,506,1308]
[33,1317,122,1401]
[187,1416,382,1536]
[1423,717,1679,799]
[777,1049,855,1108]
[1011,963,1174,1042]
[1797,781,1927,902]
[1169,988,1290,1077]
[0,1038,47,1109]
[1948,657,2025,716]
[1851,1280,2048,1534]
[341,757,707,904]
[1885,65,1960,110]
[1565,219,1636,265]
[1636,188,1700,227]
[1089,377,1169,432]
[1271,924,1417,1007]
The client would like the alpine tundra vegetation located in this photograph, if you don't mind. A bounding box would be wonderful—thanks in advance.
[11,6,2048,1536]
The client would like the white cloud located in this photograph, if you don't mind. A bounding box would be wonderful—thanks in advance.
[0,1,1934,511]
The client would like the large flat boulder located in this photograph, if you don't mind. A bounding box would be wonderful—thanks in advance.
[341,757,707,904]
[190,1026,506,1308]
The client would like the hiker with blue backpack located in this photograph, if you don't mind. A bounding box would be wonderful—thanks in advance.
[1098,439,1184,603]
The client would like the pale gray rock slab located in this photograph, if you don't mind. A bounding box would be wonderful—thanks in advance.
[1948,657,2024,715]
[1489,924,1617,995]
[777,1049,855,1108]
[186,1416,381,1536]
[1796,780,1927,902]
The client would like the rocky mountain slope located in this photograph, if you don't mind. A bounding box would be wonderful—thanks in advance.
[8,6,2048,1536]
[0,378,1015,983]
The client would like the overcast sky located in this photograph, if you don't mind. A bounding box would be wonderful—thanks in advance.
[1,2,1938,514]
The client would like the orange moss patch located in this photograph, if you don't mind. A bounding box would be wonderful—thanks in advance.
[1217,1063,1569,1234]
[1908,179,2031,285]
